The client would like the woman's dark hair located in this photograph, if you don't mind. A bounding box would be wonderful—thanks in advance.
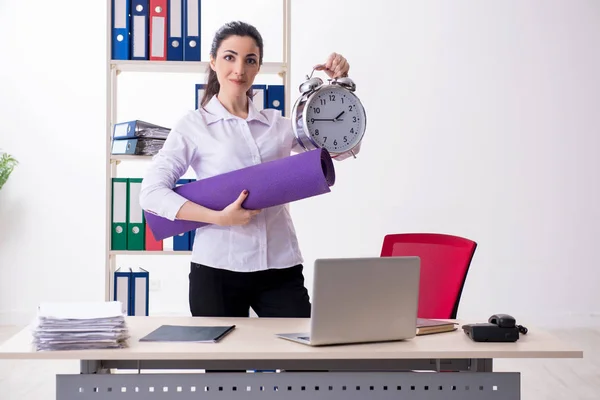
[200,21,264,107]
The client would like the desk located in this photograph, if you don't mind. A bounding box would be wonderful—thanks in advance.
[0,317,583,399]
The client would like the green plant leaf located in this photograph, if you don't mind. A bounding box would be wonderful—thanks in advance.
[0,152,18,191]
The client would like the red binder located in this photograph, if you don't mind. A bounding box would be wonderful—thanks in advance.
[149,0,167,60]
[145,223,163,250]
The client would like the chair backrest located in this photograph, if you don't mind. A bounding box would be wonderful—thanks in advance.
[380,233,477,319]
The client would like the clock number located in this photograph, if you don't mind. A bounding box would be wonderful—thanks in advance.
[333,139,338,146]
[314,107,321,114]
[320,99,326,105]
[311,118,315,123]
[343,136,348,143]
[341,98,345,104]
[329,94,336,101]
[350,128,354,134]
[348,105,353,112]
[323,137,327,143]
[314,129,319,136]
[353,116,357,122]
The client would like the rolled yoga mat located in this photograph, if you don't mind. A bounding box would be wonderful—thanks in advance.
[144,148,336,241]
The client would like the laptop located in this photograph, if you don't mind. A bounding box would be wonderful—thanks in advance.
[275,256,420,346]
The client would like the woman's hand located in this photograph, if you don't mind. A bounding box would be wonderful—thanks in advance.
[314,52,350,79]
[217,190,261,226]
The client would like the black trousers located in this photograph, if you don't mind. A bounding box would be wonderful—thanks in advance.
[189,262,311,318]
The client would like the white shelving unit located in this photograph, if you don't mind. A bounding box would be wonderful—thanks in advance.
[110,60,288,74]
[104,0,292,301]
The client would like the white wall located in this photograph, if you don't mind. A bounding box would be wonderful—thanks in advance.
[0,0,598,327]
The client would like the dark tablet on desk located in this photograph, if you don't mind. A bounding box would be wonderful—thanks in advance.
[140,325,236,343]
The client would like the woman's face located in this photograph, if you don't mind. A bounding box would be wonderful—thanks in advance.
[210,35,261,99]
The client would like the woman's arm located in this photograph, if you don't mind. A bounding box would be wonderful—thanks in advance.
[175,201,221,224]
[313,52,350,79]
[139,123,197,222]
[176,190,260,226]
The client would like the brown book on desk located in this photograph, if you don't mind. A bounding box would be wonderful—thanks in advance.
[416,319,458,336]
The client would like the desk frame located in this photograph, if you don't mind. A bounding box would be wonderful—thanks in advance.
[58,357,519,400]
[80,357,494,373]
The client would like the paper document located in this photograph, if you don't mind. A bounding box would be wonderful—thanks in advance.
[32,301,130,351]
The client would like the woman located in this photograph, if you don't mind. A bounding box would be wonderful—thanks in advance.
[139,21,351,318]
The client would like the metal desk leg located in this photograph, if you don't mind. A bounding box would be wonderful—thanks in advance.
[470,358,494,372]
[80,360,110,374]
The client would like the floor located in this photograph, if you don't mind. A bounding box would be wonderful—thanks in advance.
[0,325,599,399]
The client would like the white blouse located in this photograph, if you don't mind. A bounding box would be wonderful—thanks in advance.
[139,95,304,272]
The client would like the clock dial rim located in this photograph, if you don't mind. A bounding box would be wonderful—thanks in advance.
[302,85,366,154]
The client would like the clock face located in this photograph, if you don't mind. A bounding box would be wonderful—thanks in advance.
[304,86,366,153]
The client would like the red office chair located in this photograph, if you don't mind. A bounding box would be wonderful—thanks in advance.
[380,233,477,319]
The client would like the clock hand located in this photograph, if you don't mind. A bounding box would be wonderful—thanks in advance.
[312,118,335,122]
[334,111,345,121]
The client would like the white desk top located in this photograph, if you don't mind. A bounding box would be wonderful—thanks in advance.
[0,317,583,360]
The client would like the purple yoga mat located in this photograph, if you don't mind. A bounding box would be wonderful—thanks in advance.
[144,148,336,240]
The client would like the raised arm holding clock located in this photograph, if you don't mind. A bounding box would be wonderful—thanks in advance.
[292,55,366,161]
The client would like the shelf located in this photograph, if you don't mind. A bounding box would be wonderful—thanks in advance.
[110,60,287,75]
[110,251,192,256]
[104,0,292,302]
[111,155,152,163]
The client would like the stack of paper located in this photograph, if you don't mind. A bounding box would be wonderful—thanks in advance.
[132,138,167,155]
[32,301,130,351]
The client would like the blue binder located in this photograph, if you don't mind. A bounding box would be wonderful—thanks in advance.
[252,84,267,110]
[173,179,191,250]
[111,138,140,155]
[188,179,197,250]
[114,267,149,316]
[113,267,131,315]
[111,0,130,60]
[130,0,149,60]
[167,0,184,60]
[112,120,170,140]
[195,83,206,109]
[267,85,285,116]
[189,228,196,250]
[183,0,201,61]
[131,267,149,316]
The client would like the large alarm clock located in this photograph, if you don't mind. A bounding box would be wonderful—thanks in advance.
[291,69,366,159]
